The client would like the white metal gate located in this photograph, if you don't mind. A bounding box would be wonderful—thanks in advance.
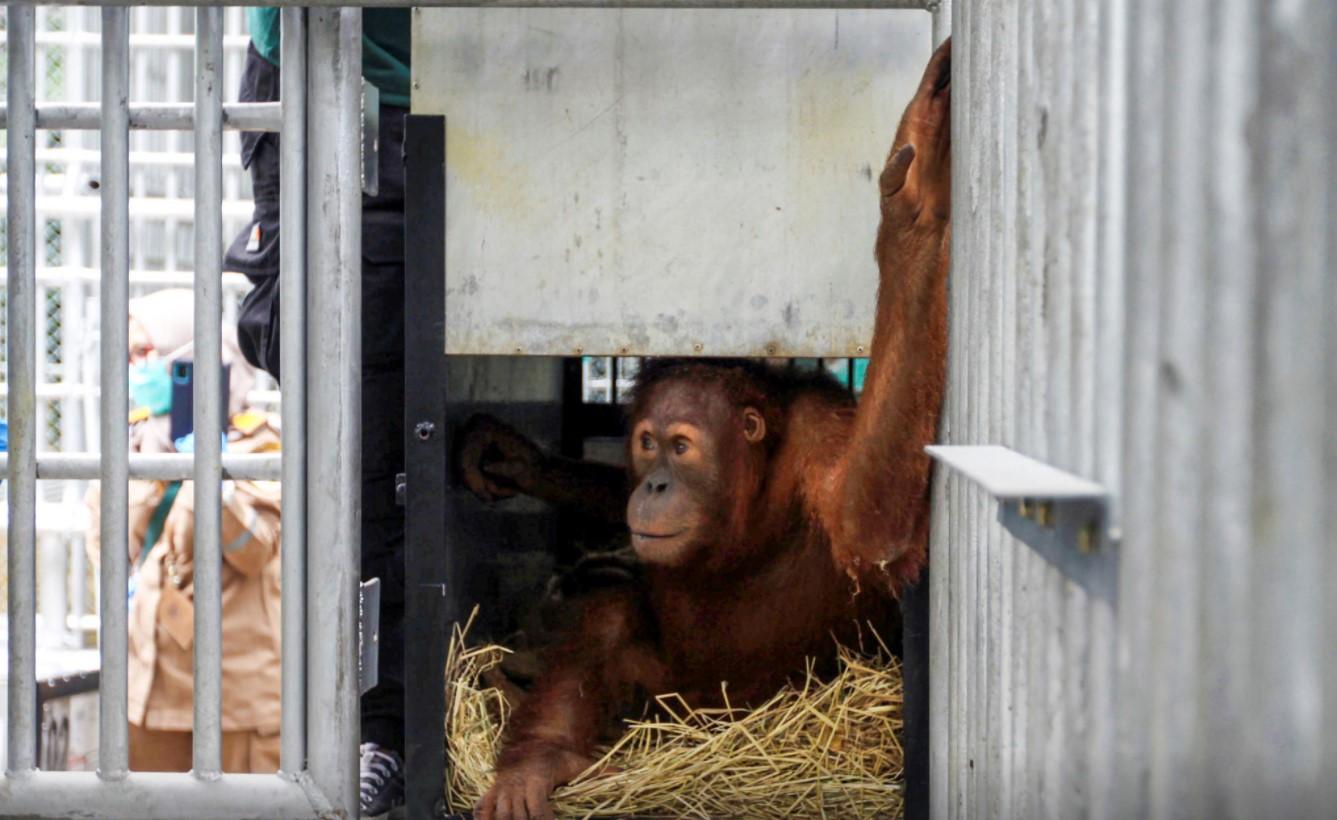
[2,4,362,817]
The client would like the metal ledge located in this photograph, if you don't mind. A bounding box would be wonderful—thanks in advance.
[21,0,935,7]
[0,102,282,132]
[0,771,337,820]
[927,445,1119,604]
[0,452,282,481]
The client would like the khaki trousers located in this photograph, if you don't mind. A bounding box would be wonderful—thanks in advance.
[128,722,280,773]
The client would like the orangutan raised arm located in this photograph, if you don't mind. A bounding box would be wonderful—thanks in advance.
[815,39,952,594]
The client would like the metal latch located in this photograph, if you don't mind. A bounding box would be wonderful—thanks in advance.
[926,445,1119,604]
[361,80,380,197]
[358,577,381,694]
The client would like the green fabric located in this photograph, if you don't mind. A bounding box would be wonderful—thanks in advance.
[140,481,183,567]
[246,8,411,108]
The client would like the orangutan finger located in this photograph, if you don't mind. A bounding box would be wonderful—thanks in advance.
[920,36,951,97]
[523,780,553,820]
[476,789,497,820]
[880,144,916,198]
[494,790,518,820]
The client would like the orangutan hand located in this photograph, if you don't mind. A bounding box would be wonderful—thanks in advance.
[880,37,951,227]
[475,751,569,820]
[455,414,546,503]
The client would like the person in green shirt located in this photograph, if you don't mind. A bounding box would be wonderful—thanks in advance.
[244,7,411,107]
[223,11,410,818]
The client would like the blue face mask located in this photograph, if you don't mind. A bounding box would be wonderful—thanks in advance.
[128,360,173,416]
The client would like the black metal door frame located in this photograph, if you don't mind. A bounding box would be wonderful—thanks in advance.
[403,114,452,820]
[402,112,929,820]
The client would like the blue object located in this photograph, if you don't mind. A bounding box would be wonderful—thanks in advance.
[168,360,231,443]
[0,420,8,452]
[129,360,174,416]
[173,431,229,455]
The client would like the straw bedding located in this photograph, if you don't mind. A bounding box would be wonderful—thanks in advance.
[443,612,904,819]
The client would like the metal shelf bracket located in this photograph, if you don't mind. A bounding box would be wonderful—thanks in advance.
[926,445,1120,605]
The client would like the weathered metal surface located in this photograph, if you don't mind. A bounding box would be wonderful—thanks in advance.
[303,9,364,816]
[0,102,282,131]
[0,453,281,481]
[413,8,935,355]
[191,6,226,777]
[278,4,310,778]
[6,2,40,777]
[932,0,1336,817]
[98,6,133,778]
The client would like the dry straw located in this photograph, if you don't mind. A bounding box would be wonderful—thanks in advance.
[444,610,904,819]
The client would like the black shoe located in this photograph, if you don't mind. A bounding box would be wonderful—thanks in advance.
[359,741,405,818]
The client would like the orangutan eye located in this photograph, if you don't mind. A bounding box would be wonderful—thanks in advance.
[672,438,689,456]
[640,432,655,451]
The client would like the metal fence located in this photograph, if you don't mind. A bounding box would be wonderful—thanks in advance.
[931,1,1336,818]
[2,4,362,817]
[0,7,267,660]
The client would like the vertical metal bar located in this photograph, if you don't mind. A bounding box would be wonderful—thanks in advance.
[948,1,970,813]
[931,0,963,804]
[279,4,310,777]
[1249,2,1327,815]
[1148,0,1209,815]
[5,2,39,776]
[192,5,225,779]
[99,6,132,780]
[1196,7,1256,818]
[404,112,452,820]
[1086,3,1125,815]
[1322,5,1337,814]
[981,1,1008,814]
[1115,0,1165,813]
[306,8,363,813]
[931,0,952,46]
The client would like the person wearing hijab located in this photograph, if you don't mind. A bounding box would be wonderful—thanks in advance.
[86,288,284,773]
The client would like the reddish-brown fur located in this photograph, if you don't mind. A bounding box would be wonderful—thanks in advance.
[468,40,952,820]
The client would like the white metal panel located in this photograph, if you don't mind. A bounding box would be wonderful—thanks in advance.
[412,8,932,356]
[935,0,1336,817]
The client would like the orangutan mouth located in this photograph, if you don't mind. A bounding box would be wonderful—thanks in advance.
[632,530,686,541]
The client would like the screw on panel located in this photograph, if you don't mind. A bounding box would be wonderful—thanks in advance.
[1077,521,1098,554]
[856,345,866,355]
[693,343,703,353]
[415,421,436,441]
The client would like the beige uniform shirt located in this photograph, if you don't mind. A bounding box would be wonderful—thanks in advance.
[87,413,283,733]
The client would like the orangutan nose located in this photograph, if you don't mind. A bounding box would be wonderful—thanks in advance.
[643,470,670,495]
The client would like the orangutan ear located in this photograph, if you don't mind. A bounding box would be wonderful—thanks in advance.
[742,408,767,444]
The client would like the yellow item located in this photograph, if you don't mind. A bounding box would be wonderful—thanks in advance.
[230,411,267,435]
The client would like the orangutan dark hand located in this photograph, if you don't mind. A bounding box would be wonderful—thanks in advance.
[456,414,545,502]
